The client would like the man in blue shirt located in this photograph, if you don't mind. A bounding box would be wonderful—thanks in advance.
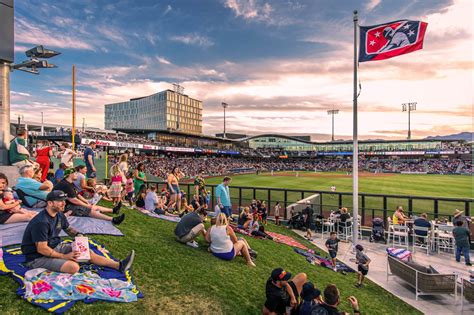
[215,177,232,219]
[16,164,53,208]
[54,163,67,184]
[413,213,431,237]
[83,142,96,178]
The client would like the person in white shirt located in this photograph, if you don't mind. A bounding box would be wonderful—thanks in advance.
[59,143,76,168]
[145,186,166,214]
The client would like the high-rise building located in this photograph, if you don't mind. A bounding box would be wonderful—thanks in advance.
[104,89,202,135]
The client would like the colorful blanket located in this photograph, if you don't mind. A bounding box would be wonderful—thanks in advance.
[0,239,142,313]
[293,248,355,273]
[386,247,412,262]
[266,232,308,250]
[135,208,181,223]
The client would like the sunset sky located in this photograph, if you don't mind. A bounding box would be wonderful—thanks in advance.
[11,0,473,140]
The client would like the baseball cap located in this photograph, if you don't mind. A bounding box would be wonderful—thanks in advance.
[301,282,321,301]
[63,168,76,178]
[46,190,68,201]
[271,268,291,281]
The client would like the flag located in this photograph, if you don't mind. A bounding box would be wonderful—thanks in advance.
[359,20,428,62]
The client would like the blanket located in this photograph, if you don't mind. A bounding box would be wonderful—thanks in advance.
[0,216,124,247]
[266,232,308,250]
[293,248,355,273]
[0,239,142,313]
[386,247,412,262]
[135,208,181,223]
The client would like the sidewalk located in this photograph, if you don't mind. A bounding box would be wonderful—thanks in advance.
[292,230,472,315]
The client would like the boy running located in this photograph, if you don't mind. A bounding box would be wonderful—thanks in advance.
[355,244,371,288]
[325,231,340,271]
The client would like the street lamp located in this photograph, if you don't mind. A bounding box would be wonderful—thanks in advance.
[327,108,339,142]
[222,102,228,138]
[172,83,184,131]
[402,102,417,140]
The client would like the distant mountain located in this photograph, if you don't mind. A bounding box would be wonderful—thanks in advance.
[425,132,473,141]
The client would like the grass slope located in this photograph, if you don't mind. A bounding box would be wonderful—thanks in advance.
[0,204,421,314]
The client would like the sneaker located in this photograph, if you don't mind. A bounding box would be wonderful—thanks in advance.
[354,283,362,288]
[466,263,472,266]
[249,249,258,259]
[119,250,135,273]
[186,241,199,248]
[112,213,125,225]
[113,202,122,214]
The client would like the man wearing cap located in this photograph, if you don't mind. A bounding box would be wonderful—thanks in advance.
[263,268,307,315]
[21,191,135,274]
[299,282,322,315]
[53,168,125,225]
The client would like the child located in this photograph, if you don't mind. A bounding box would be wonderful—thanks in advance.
[0,189,36,218]
[108,164,124,207]
[325,231,340,271]
[274,202,281,226]
[125,172,135,206]
[355,244,371,288]
[453,220,472,266]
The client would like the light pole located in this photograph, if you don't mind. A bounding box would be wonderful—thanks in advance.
[172,83,184,131]
[41,112,44,135]
[82,118,85,132]
[402,102,417,140]
[222,102,228,138]
[327,108,339,142]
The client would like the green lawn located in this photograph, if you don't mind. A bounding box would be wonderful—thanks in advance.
[0,203,421,314]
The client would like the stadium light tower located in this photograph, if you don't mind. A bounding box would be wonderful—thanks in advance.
[222,102,228,138]
[327,108,339,142]
[172,83,184,131]
[402,102,417,140]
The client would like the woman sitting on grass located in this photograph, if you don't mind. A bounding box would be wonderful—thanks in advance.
[206,213,256,267]
[237,206,252,229]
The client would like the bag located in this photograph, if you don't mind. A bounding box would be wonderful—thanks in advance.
[15,138,30,156]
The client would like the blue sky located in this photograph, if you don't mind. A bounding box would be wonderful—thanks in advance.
[11,0,472,139]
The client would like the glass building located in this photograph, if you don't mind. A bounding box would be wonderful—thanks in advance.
[105,90,202,135]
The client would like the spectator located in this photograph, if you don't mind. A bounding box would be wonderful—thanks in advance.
[262,268,307,315]
[274,202,281,226]
[9,129,37,168]
[302,201,313,240]
[194,170,207,206]
[135,184,147,208]
[354,244,371,288]
[174,208,207,248]
[392,206,407,225]
[59,142,76,168]
[453,209,471,229]
[133,163,147,196]
[215,176,232,219]
[453,220,472,266]
[83,141,97,178]
[21,190,135,274]
[238,207,252,229]
[53,168,125,224]
[206,213,256,267]
[325,231,340,271]
[73,165,92,193]
[16,165,53,208]
[35,140,53,182]
[118,154,129,180]
[54,163,67,184]
[310,284,360,314]
[125,172,135,206]
[167,166,183,212]
[0,173,36,224]
[108,164,124,207]
[413,213,431,239]
[145,185,164,214]
[299,282,322,315]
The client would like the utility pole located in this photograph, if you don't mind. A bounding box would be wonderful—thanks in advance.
[41,112,44,135]
[402,102,417,140]
[82,117,85,132]
[222,102,228,138]
[327,108,339,142]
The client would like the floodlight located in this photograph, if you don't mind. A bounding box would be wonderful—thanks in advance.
[25,45,61,58]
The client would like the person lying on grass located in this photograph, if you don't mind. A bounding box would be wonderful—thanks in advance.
[262,267,307,315]
[174,208,208,248]
[21,190,135,274]
[205,213,256,267]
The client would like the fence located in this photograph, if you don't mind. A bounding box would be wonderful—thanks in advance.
[146,181,473,228]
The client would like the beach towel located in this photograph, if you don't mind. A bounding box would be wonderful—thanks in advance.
[0,217,124,247]
[135,208,181,223]
[266,231,308,250]
[0,239,142,313]
[386,247,412,262]
[293,248,355,273]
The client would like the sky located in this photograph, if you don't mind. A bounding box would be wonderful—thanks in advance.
[10,0,473,140]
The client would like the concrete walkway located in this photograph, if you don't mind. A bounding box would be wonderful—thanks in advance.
[292,230,473,315]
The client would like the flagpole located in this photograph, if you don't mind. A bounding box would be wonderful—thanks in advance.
[352,10,359,245]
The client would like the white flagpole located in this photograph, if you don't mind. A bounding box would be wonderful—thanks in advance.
[352,10,359,245]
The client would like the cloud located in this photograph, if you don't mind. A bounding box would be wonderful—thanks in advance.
[164,4,172,15]
[225,0,272,20]
[46,89,72,96]
[156,56,172,65]
[365,0,382,12]
[15,17,95,50]
[169,34,214,47]
[11,91,31,97]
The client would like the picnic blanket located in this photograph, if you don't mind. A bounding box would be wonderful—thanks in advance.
[386,247,412,262]
[0,239,142,313]
[266,231,308,250]
[0,216,124,247]
[135,208,181,223]
[293,248,355,273]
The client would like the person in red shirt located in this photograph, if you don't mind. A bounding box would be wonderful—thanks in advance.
[35,140,53,182]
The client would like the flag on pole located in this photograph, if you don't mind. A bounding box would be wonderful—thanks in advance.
[359,20,427,62]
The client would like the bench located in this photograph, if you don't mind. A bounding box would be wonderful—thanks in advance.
[386,255,458,301]
[462,278,474,310]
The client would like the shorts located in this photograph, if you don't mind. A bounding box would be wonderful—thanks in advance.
[0,211,13,224]
[66,204,91,217]
[86,168,96,179]
[127,192,134,200]
[25,243,72,272]
[358,265,368,275]
[221,206,232,217]
[170,184,180,195]
[212,248,235,261]
[154,208,166,215]
[329,250,337,259]
[176,223,205,243]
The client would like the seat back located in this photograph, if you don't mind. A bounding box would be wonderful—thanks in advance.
[13,188,36,208]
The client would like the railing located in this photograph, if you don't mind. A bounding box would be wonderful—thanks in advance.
[144,181,473,228]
